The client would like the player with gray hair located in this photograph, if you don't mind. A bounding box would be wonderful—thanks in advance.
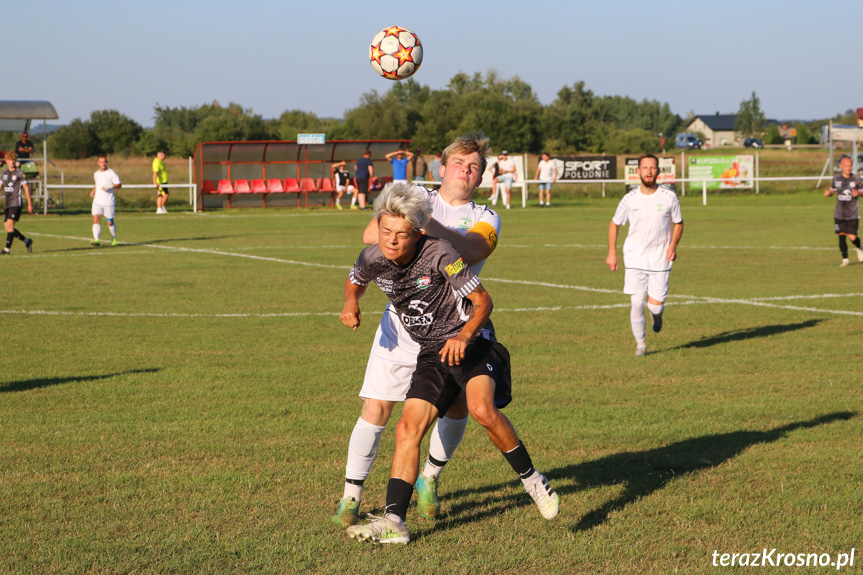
[332,131,505,528]
[373,182,432,230]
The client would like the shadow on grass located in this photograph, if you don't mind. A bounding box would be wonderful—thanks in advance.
[420,411,855,538]
[672,319,824,350]
[0,368,161,393]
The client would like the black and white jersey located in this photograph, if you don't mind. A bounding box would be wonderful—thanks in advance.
[830,173,862,220]
[1,168,28,208]
[350,236,481,347]
[335,168,351,187]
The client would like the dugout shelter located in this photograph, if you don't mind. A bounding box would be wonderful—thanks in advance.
[0,100,59,214]
[194,139,411,210]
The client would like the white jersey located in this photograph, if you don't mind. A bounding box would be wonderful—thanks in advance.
[374,186,501,365]
[612,185,682,272]
[93,169,121,206]
[537,159,556,181]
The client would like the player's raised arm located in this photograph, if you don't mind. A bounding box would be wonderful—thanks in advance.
[438,283,493,366]
[340,277,366,330]
[423,219,496,266]
[606,221,620,271]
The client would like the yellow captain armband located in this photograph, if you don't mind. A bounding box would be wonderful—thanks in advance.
[468,221,499,251]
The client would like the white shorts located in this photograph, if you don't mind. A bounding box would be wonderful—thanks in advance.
[358,304,421,401]
[623,268,670,302]
[336,184,356,193]
[92,203,116,219]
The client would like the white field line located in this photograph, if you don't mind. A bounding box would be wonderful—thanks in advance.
[17,233,862,318]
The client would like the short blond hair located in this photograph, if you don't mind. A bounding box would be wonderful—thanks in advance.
[442,131,491,175]
[5,152,16,162]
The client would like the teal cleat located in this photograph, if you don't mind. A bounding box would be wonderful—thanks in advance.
[415,474,440,519]
[331,497,360,527]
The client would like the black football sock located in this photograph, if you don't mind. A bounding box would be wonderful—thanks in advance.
[852,237,862,249]
[13,229,25,241]
[5,232,13,251]
[503,441,535,479]
[839,236,848,259]
[384,478,414,522]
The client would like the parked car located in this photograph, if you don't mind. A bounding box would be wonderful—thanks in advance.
[675,133,702,149]
[743,138,764,149]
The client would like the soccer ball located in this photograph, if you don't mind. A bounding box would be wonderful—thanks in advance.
[369,26,423,80]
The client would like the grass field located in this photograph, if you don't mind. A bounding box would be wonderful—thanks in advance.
[1,192,861,574]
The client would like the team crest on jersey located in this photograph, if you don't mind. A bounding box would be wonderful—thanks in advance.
[416,276,431,289]
[445,258,465,276]
[458,217,471,230]
[655,203,663,212]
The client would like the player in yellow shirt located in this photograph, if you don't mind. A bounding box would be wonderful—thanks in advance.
[153,150,169,214]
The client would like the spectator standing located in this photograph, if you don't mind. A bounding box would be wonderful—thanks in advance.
[534,152,558,207]
[354,151,374,210]
[412,148,426,182]
[14,132,34,163]
[825,155,863,266]
[428,152,442,188]
[152,150,169,214]
[385,149,413,184]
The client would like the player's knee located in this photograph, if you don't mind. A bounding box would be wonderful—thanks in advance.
[394,417,425,445]
[468,401,498,428]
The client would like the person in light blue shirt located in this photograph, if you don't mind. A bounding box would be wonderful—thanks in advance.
[385,149,413,183]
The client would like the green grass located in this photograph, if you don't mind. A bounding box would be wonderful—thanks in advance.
[1,194,862,574]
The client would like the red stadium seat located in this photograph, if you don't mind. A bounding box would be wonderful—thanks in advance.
[299,178,317,208]
[217,179,235,207]
[263,179,284,208]
[283,178,303,207]
[250,179,268,207]
[233,179,252,194]
[202,180,216,194]
[317,178,337,207]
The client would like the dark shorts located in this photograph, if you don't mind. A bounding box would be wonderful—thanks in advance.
[4,206,22,222]
[356,178,369,195]
[834,218,859,235]
[157,185,169,196]
[407,338,512,418]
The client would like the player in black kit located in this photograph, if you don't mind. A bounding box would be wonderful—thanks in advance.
[825,155,863,267]
[1,152,34,255]
[340,183,558,545]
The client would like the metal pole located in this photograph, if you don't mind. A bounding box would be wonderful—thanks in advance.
[702,180,707,206]
[681,151,685,197]
[189,156,193,207]
[755,150,759,195]
[42,119,48,215]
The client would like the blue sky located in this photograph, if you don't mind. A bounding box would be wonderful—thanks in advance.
[11,0,860,127]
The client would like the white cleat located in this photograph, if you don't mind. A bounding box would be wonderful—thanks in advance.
[840,258,850,268]
[525,473,559,520]
[856,248,863,263]
[635,344,647,357]
[346,514,410,544]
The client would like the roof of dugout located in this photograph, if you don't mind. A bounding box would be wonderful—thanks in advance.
[0,101,59,132]
[194,139,412,187]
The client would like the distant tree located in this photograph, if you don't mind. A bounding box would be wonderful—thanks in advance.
[89,109,142,155]
[831,109,857,125]
[50,119,98,159]
[734,91,766,139]
[151,102,275,156]
[795,124,812,145]
[765,124,783,145]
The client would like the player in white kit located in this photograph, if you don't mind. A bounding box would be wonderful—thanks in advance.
[606,154,683,357]
[90,155,122,247]
[332,132,501,526]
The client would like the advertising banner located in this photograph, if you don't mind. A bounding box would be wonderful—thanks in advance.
[624,157,676,191]
[557,156,617,181]
[688,155,754,189]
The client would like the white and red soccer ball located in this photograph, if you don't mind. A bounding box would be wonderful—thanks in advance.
[369,26,423,80]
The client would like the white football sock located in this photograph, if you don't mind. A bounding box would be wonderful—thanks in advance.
[92,224,101,240]
[423,415,468,477]
[108,224,117,239]
[350,194,357,206]
[647,302,664,318]
[630,293,647,343]
[344,417,386,497]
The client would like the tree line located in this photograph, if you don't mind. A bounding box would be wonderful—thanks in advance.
[12,73,848,160]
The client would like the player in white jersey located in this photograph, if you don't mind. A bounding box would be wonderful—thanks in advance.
[332,132,501,527]
[606,154,683,357]
[90,155,122,247]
